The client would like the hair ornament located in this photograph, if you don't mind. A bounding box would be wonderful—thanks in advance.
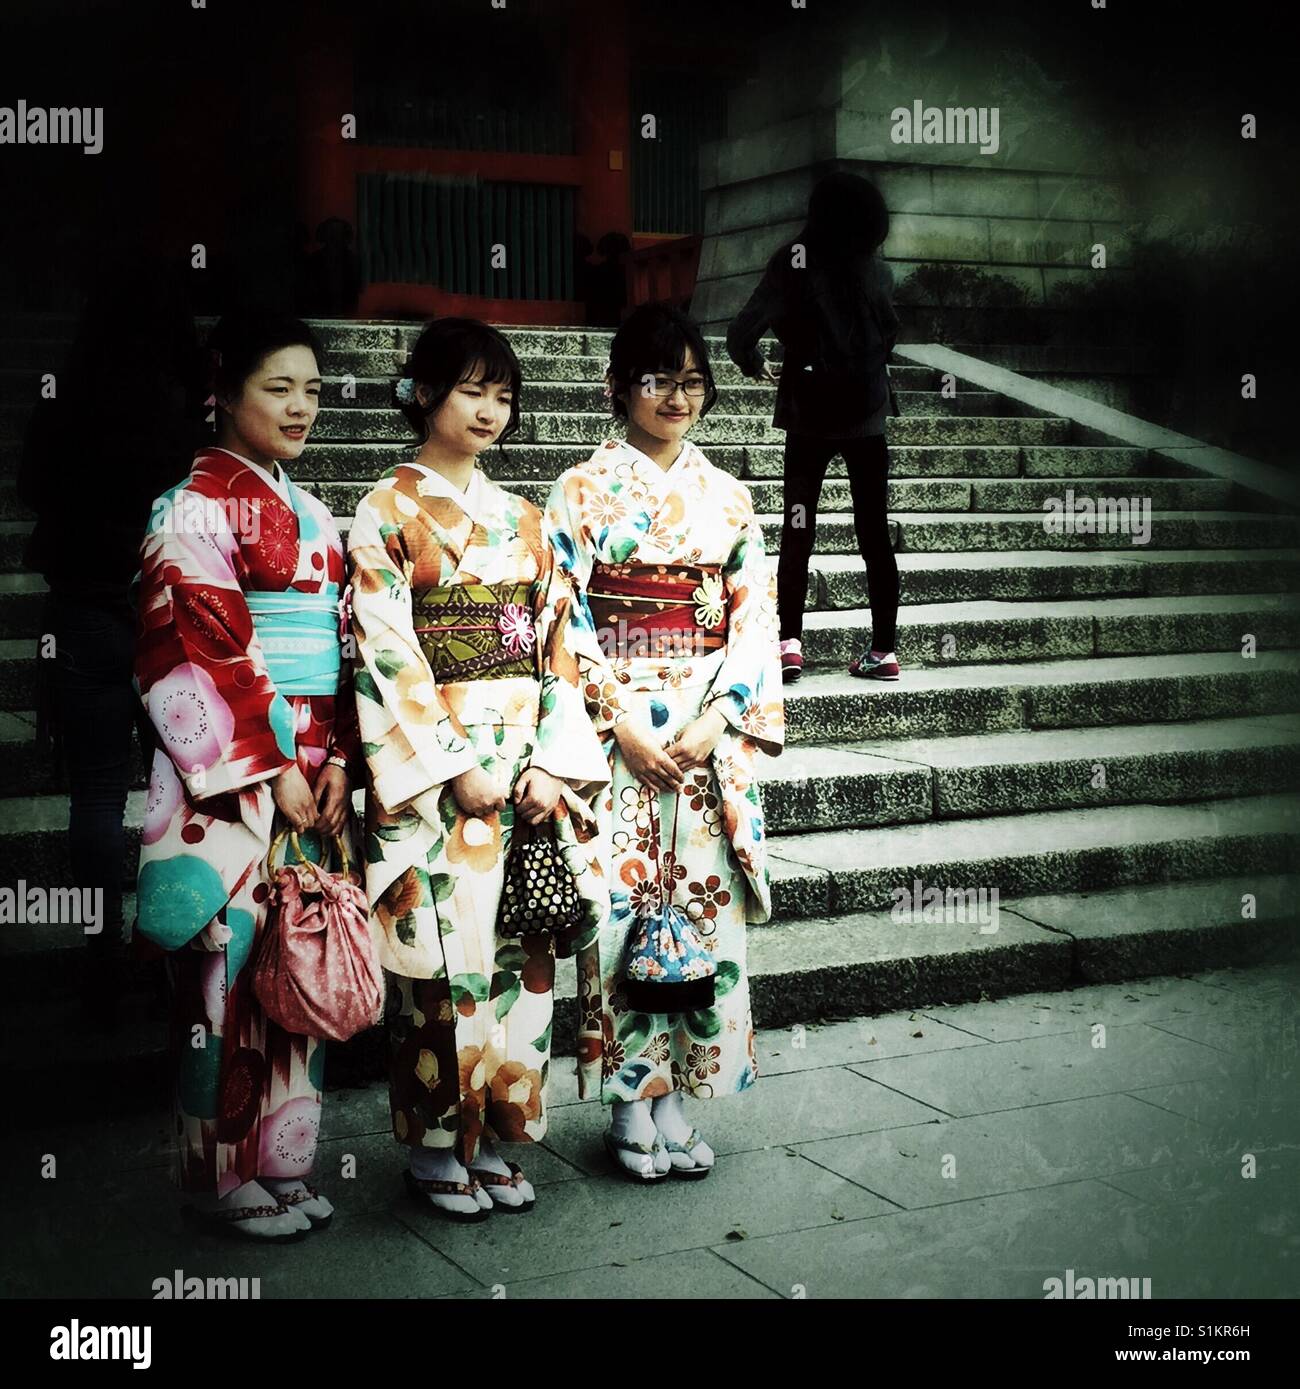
[395,377,417,404]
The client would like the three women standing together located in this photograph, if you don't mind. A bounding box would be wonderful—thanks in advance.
[136,306,794,1238]
[133,172,896,1239]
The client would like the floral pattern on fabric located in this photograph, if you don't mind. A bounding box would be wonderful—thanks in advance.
[348,462,612,1157]
[135,448,360,1193]
[543,438,784,1104]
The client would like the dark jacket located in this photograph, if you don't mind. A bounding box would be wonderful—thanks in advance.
[18,362,204,605]
[726,250,900,440]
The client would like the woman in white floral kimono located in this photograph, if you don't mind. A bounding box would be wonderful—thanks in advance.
[348,320,611,1220]
[544,303,785,1181]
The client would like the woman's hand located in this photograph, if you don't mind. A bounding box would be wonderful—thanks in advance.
[513,766,564,825]
[312,763,351,837]
[759,361,781,385]
[614,720,687,793]
[664,705,728,771]
[272,764,318,834]
[450,764,507,819]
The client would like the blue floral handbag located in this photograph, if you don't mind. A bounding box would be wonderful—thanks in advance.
[622,790,717,1013]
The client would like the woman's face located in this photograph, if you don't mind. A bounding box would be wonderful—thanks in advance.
[618,346,705,448]
[217,345,321,466]
[420,361,514,458]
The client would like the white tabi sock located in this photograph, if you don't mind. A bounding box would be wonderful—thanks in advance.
[652,1091,716,1171]
[409,1147,485,1215]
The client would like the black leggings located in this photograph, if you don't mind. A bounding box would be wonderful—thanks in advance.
[776,432,899,650]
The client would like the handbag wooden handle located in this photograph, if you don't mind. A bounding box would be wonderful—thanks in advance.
[268,829,351,881]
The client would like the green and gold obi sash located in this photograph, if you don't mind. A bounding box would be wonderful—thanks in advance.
[412,579,538,682]
[245,586,342,695]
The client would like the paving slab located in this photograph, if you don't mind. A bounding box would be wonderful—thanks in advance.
[916,972,1265,1043]
[394,1147,893,1285]
[540,1066,946,1174]
[845,1021,1248,1116]
[755,1012,986,1077]
[714,1175,1295,1299]
[436,1246,780,1300]
[796,1091,1202,1209]
[1102,1145,1300,1207]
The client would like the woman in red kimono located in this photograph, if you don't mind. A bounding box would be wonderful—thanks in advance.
[134,313,361,1242]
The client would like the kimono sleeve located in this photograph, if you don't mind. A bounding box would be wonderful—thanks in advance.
[346,492,480,815]
[702,489,785,757]
[725,263,779,379]
[541,473,628,736]
[134,489,297,799]
[527,535,615,798]
[324,651,364,782]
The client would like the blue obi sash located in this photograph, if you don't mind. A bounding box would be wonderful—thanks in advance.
[245,586,342,695]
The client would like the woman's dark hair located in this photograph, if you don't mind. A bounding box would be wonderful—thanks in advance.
[398,318,522,448]
[606,302,719,421]
[208,312,323,400]
[765,170,891,291]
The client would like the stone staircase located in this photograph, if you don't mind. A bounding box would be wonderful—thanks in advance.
[2,317,1298,1119]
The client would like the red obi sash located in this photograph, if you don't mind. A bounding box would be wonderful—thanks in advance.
[586,561,728,659]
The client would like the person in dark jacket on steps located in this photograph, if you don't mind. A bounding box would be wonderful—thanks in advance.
[17,253,206,1026]
[726,171,902,683]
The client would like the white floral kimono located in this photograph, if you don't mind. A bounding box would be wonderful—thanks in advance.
[544,437,785,1104]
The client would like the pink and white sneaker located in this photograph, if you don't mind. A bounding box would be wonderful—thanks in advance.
[779,638,803,683]
[849,648,900,680]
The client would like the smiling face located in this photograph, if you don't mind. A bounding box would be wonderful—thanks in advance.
[617,347,705,451]
[216,345,321,466]
[419,360,515,459]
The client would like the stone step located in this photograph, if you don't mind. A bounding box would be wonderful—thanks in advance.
[297,353,940,392]
[749,511,1298,557]
[6,592,1296,722]
[743,872,1300,1028]
[3,860,1295,1124]
[223,409,1073,448]
[273,441,1159,484]
[0,383,999,424]
[307,474,1239,521]
[0,338,74,371]
[3,548,1297,643]
[757,713,1300,833]
[799,592,1300,666]
[817,547,1300,608]
[764,791,1300,923]
[4,655,1298,886]
[6,501,1290,575]
[778,650,1300,743]
[299,323,756,356]
[4,697,1296,829]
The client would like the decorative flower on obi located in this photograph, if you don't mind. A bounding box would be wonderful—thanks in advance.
[336,583,353,640]
[692,573,725,628]
[497,602,536,657]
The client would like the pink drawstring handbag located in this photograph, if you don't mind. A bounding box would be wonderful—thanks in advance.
[253,831,383,1042]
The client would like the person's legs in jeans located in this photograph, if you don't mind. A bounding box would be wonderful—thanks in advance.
[47,593,136,1016]
[777,433,838,643]
[841,435,899,656]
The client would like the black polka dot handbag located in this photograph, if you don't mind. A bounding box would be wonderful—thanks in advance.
[496,812,585,941]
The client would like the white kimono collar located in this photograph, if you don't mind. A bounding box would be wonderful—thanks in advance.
[403,460,491,522]
[617,437,694,487]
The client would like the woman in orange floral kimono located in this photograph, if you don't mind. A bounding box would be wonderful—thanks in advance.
[348,320,611,1220]
[543,304,785,1182]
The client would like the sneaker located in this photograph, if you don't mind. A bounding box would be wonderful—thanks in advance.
[779,638,803,683]
[848,649,900,680]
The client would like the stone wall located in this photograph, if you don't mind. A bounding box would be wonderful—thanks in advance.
[692,21,1139,343]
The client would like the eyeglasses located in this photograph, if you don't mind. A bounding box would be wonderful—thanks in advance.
[641,374,710,399]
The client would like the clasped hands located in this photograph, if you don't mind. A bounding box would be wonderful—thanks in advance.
[611,704,728,794]
[271,761,351,838]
